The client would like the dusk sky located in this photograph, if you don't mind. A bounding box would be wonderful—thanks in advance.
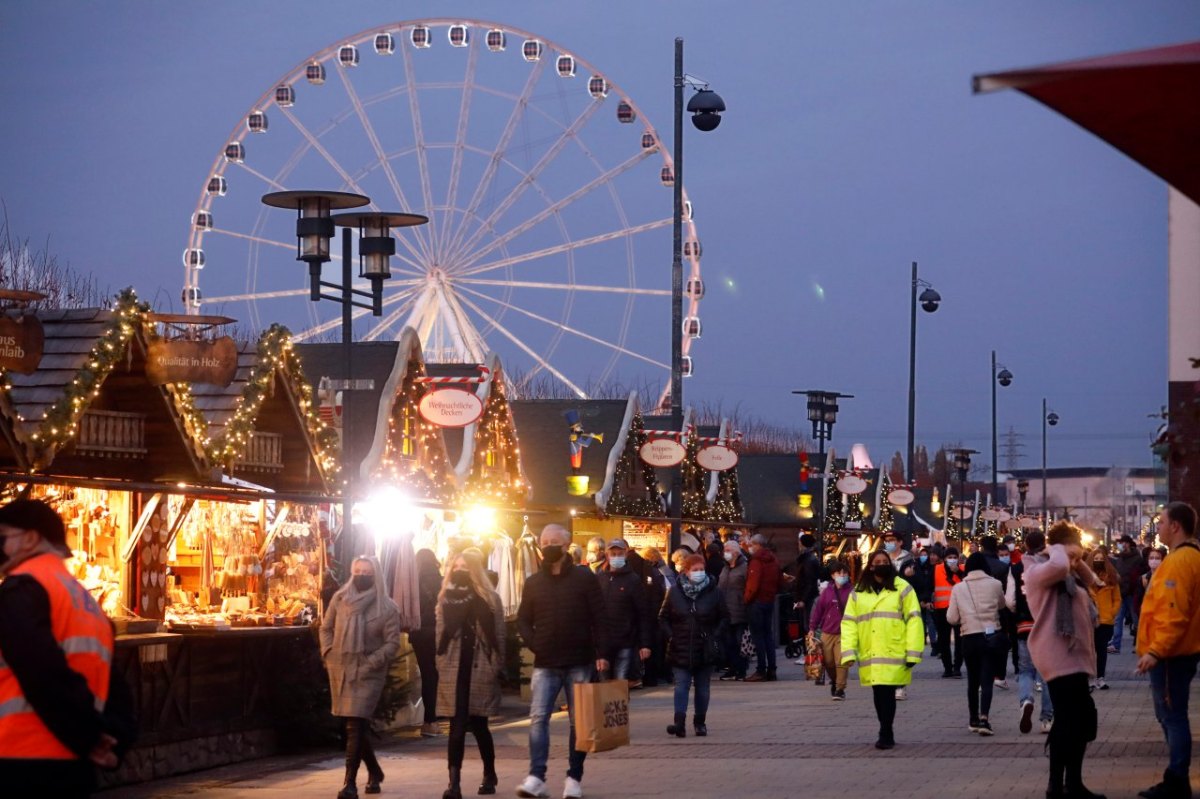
[2,1,1198,474]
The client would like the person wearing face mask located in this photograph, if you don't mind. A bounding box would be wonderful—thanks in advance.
[320,555,401,799]
[0,499,136,798]
[743,534,782,682]
[992,543,1018,690]
[1136,502,1200,799]
[584,537,606,574]
[660,553,728,737]
[1087,547,1120,692]
[1024,521,1103,799]
[1140,546,1167,599]
[840,550,924,749]
[1108,534,1147,655]
[596,539,652,682]
[516,525,607,799]
[910,546,938,656]
[717,540,749,681]
[946,553,1013,736]
[883,531,914,576]
[810,559,853,700]
[933,547,965,678]
[435,548,505,799]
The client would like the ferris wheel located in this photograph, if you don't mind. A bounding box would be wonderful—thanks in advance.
[182,19,705,402]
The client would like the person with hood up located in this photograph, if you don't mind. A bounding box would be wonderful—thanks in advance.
[435,548,505,799]
[320,555,402,799]
[743,534,782,682]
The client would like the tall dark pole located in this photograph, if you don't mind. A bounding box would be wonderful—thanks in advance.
[342,227,355,561]
[669,38,685,554]
[991,349,998,502]
[1042,397,1048,534]
[817,430,827,554]
[906,262,918,482]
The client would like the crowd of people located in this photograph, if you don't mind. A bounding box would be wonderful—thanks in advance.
[2,498,1198,799]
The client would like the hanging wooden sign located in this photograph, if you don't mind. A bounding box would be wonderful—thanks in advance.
[836,473,867,495]
[696,444,738,471]
[418,387,484,428]
[980,508,1012,522]
[639,438,686,467]
[146,336,239,386]
[0,314,44,374]
[887,488,915,506]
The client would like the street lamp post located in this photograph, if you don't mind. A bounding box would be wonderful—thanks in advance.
[669,37,724,553]
[906,262,941,482]
[952,447,978,550]
[991,350,1013,501]
[261,190,427,564]
[1042,398,1059,533]
[793,390,853,554]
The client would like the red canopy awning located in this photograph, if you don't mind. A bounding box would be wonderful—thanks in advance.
[974,41,1200,205]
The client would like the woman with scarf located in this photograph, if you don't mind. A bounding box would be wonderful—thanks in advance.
[321,556,401,799]
[840,550,924,750]
[660,553,727,738]
[1024,521,1103,799]
[436,548,505,799]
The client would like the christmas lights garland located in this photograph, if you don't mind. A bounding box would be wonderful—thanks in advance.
[606,412,665,517]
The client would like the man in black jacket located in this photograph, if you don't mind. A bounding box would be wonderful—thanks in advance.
[789,534,821,633]
[910,545,937,655]
[516,524,607,799]
[597,539,652,682]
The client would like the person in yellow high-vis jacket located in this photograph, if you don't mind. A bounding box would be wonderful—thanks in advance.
[841,549,925,750]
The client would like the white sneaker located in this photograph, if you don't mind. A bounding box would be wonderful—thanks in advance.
[1040,719,1053,734]
[894,687,907,701]
[993,679,1010,690]
[794,659,805,665]
[562,777,583,799]
[1096,677,1109,690]
[517,775,549,798]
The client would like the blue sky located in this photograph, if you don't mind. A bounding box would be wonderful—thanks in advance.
[2,1,1197,472]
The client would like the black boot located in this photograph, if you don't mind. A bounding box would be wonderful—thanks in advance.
[362,745,383,794]
[693,715,707,737]
[666,712,687,738]
[765,667,778,682]
[338,720,363,799]
[442,766,463,799]
[478,764,498,796]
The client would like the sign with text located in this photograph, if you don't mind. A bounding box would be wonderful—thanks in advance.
[146,336,238,386]
[418,387,484,428]
[696,444,739,471]
[836,474,868,495]
[887,488,915,506]
[0,315,44,374]
[639,438,686,467]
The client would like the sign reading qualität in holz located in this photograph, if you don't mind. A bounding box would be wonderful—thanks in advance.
[146,337,239,387]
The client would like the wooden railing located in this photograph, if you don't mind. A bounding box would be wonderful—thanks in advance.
[76,410,147,457]
[236,431,284,471]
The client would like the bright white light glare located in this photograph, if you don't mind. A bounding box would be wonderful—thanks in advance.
[356,486,423,536]
[463,505,497,532]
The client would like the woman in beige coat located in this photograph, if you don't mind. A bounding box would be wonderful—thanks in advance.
[321,556,401,799]
[947,552,1014,736]
[436,547,505,799]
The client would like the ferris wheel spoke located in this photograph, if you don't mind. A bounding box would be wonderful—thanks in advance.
[290,286,414,343]
[450,148,655,273]
[457,285,668,369]
[204,287,311,304]
[454,292,586,398]
[457,217,672,278]
[209,228,296,252]
[457,278,668,297]
[233,162,289,192]
[438,36,480,262]
[335,59,432,262]
[444,57,549,262]
[451,99,605,263]
[400,43,441,262]
[362,288,422,342]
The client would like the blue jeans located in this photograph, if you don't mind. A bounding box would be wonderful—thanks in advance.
[748,601,776,673]
[529,665,593,782]
[1017,638,1053,721]
[610,648,635,681]
[922,607,938,647]
[1109,594,1139,651]
[1149,653,1200,778]
[673,666,712,718]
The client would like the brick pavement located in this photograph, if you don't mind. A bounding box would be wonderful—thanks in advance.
[102,649,1190,799]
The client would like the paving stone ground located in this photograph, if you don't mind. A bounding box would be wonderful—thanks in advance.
[102,648,1194,799]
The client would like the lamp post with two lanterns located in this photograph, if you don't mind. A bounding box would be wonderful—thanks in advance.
[952,447,978,550]
[261,190,428,563]
[793,389,853,553]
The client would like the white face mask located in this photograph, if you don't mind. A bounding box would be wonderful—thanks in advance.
[608,556,626,569]
[723,551,736,562]
[688,570,707,585]
[834,574,849,587]
[946,558,959,569]
[587,552,603,564]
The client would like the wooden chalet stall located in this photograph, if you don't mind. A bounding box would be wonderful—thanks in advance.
[0,300,347,783]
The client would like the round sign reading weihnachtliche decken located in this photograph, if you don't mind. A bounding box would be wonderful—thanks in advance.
[836,474,868,495]
[418,388,484,428]
[639,438,686,467]
[696,444,739,471]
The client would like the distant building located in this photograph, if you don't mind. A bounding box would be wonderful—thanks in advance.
[1004,466,1165,541]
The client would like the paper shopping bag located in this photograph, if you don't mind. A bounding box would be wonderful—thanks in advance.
[804,632,824,681]
[573,679,630,753]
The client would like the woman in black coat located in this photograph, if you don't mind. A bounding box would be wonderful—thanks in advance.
[411,548,443,736]
[659,553,727,738]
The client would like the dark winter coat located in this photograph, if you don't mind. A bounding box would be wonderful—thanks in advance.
[517,560,607,669]
[435,589,505,717]
[718,555,749,624]
[597,563,652,657]
[1113,549,1147,599]
[790,549,821,606]
[910,558,935,604]
[660,579,728,671]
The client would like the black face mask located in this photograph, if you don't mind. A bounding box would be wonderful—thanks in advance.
[450,570,471,586]
[351,574,375,592]
[873,563,896,582]
[541,545,564,564]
